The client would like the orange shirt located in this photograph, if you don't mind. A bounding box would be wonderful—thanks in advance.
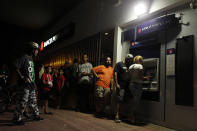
[93,65,113,88]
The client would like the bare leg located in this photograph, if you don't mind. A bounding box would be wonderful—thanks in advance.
[114,103,121,123]
[44,100,48,113]
[115,103,120,119]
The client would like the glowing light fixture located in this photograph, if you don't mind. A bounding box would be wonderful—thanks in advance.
[134,2,148,16]
[105,32,109,35]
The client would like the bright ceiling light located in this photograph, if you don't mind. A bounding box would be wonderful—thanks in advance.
[105,32,109,35]
[134,2,147,16]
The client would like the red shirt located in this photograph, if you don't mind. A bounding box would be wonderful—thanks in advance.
[57,75,65,91]
[42,73,53,91]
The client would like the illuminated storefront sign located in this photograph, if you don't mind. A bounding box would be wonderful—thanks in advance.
[44,35,58,47]
[40,41,44,51]
[40,35,58,51]
[40,22,75,52]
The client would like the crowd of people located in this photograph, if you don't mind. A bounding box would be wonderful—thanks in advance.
[0,41,150,126]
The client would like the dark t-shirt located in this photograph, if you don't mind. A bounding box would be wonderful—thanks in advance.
[114,62,130,87]
[70,63,79,82]
[13,54,35,83]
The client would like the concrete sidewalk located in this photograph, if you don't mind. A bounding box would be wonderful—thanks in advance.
[0,108,176,131]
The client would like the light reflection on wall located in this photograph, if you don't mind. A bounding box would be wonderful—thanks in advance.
[45,55,76,68]
[43,33,101,68]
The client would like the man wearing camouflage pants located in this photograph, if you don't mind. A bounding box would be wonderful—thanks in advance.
[13,42,43,125]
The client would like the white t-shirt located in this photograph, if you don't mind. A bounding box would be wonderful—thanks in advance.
[129,64,143,70]
[78,62,93,83]
[129,64,143,83]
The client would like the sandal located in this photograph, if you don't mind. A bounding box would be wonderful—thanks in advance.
[114,117,121,123]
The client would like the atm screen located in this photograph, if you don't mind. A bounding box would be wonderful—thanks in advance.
[142,58,159,91]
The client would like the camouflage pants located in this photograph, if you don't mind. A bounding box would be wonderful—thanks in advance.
[14,87,39,121]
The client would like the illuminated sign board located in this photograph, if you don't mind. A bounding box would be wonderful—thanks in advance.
[40,35,59,51]
[40,35,58,51]
[44,35,58,48]
[40,22,75,52]
[136,14,178,39]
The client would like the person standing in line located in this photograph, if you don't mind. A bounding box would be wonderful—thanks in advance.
[92,57,113,117]
[77,54,93,112]
[128,55,150,124]
[114,54,133,123]
[56,69,65,109]
[37,64,45,102]
[69,58,79,109]
[13,42,43,125]
[69,58,79,88]
[41,66,53,114]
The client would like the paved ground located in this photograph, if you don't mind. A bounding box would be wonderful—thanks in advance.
[0,108,176,131]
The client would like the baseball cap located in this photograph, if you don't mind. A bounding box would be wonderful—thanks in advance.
[126,54,133,59]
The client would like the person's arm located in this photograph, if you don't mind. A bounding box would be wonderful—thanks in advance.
[16,68,24,79]
[110,78,114,91]
[140,65,150,81]
[78,65,83,78]
[114,72,120,88]
[0,74,5,78]
[16,68,30,83]
[114,63,120,88]
[14,56,30,83]
[92,69,98,78]
[143,70,152,80]
[88,63,94,76]
[61,76,65,89]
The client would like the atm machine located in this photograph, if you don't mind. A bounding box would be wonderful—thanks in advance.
[142,58,159,92]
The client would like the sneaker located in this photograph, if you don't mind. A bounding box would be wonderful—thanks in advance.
[115,118,121,123]
[32,115,44,121]
[23,112,31,120]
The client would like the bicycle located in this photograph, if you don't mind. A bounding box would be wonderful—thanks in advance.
[0,75,18,113]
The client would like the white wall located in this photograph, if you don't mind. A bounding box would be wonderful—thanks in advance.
[165,8,197,130]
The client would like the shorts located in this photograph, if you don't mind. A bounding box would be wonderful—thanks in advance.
[95,85,111,99]
[128,82,143,112]
[116,88,125,103]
